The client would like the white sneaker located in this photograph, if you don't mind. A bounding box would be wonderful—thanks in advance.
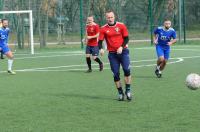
[125,91,132,101]
[8,70,16,75]
[118,93,124,101]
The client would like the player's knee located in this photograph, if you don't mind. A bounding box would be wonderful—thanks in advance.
[8,55,14,59]
[113,73,120,82]
[86,56,90,60]
[86,54,90,58]
[124,69,131,76]
[92,56,97,60]
[159,57,165,62]
[6,52,13,59]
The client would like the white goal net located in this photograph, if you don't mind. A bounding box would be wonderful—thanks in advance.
[0,10,34,54]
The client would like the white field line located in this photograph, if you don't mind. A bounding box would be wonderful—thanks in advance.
[12,55,200,72]
[13,47,200,60]
[0,57,185,73]
[14,51,84,56]
[15,53,83,60]
[13,45,200,56]
[172,49,200,51]
[135,47,200,50]
[0,47,199,72]
[1,55,199,73]
[13,58,161,72]
[15,58,184,72]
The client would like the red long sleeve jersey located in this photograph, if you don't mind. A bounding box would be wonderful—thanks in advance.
[99,22,129,52]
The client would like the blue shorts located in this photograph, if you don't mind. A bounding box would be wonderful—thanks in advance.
[86,46,99,56]
[156,45,170,60]
[0,45,10,54]
[108,48,131,77]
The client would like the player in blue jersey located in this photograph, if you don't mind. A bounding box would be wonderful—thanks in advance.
[153,19,177,78]
[0,19,4,59]
[0,19,16,74]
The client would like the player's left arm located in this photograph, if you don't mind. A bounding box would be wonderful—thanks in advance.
[117,24,129,54]
[122,36,129,47]
[121,24,129,47]
[168,31,177,46]
[168,39,177,46]
[0,29,2,39]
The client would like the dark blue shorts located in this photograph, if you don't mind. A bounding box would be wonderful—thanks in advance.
[156,45,170,60]
[108,48,131,77]
[86,46,99,56]
[0,45,10,54]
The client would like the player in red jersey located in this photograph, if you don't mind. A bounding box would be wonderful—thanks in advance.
[98,11,132,101]
[84,15,103,73]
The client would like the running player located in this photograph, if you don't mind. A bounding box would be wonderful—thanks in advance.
[0,19,4,59]
[154,19,177,78]
[0,19,16,74]
[85,15,103,73]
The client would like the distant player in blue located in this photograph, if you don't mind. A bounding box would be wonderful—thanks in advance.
[0,19,4,59]
[0,19,16,74]
[154,19,177,78]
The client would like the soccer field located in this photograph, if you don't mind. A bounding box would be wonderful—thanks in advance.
[0,43,200,132]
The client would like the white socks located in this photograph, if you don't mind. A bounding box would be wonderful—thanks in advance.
[156,65,162,74]
[8,59,13,71]
[156,65,160,70]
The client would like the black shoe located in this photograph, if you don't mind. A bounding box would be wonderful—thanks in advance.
[125,90,132,101]
[99,63,103,71]
[118,93,124,101]
[85,69,92,73]
[1,55,4,59]
[155,69,162,78]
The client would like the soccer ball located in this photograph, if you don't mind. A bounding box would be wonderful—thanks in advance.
[185,73,200,90]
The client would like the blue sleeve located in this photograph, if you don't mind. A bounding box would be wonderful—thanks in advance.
[172,31,176,39]
[0,30,2,38]
[154,28,158,35]
[7,28,10,35]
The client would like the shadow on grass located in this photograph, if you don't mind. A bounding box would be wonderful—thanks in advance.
[67,69,103,74]
[44,92,115,101]
[134,75,155,79]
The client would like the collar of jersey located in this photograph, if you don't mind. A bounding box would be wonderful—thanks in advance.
[1,27,7,30]
[162,26,171,31]
[107,21,117,27]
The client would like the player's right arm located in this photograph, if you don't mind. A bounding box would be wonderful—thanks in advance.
[153,34,158,45]
[153,28,158,45]
[87,24,100,40]
[82,27,88,45]
[87,33,99,40]
[117,23,129,54]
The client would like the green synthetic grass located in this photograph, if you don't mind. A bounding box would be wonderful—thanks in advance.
[0,43,200,132]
